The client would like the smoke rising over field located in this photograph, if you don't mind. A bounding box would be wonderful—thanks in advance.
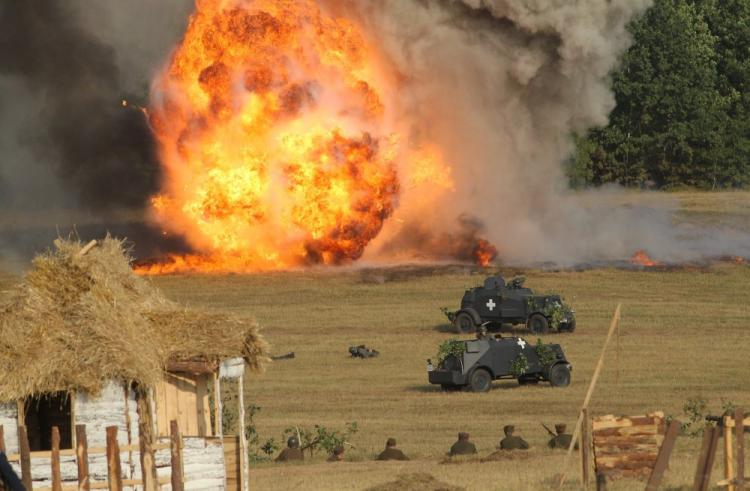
[1,0,748,266]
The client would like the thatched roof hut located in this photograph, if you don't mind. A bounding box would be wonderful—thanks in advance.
[0,236,268,401]
[0,237,268,489]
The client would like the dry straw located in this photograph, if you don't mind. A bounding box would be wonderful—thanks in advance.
[0,236,268,401]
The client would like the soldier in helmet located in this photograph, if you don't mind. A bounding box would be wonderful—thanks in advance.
[275,436,304,462]
[449,432,477,456]
[548,423,578,450]
[498,425,529,450]
[327,445,345,462]
[376,438,409,461]
[476,325,489,340]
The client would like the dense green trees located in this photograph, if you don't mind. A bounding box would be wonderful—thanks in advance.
[569,0,750,189]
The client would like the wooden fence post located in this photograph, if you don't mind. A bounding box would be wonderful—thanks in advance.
[693,426,720,491]
[580,408,590,489]
[736,409,745,491]
[51,426,62,491]
[725,419,736,491]
[170,420,184,491]
[645,419,681,491]
[106,426,122,491]
[18,425,32,490]
[134,385,157,491]
[76,425,90,491]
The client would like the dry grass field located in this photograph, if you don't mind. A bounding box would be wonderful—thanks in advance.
[0,190,748,490]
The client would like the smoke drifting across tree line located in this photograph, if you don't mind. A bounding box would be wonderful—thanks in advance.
[1,0,748,265]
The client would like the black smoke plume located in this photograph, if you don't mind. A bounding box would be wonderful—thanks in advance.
[0,0,159,209]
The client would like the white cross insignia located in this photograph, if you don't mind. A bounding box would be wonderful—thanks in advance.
[486,299,496,311]
[517,338,527,349]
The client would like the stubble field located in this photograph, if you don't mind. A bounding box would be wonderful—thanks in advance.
[1,191,748,490]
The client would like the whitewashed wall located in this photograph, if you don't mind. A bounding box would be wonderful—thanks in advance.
[0,380,228,490]
[155,437,226,490]
[0,401,19,454]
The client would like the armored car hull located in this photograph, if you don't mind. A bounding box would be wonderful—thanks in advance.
[428,336,572,391]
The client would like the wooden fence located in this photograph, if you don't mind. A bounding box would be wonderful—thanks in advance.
[0,421,186,491]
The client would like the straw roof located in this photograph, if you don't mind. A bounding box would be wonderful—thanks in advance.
[0,236,269,401]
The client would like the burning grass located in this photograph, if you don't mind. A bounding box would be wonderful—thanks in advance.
[0,236,267,401]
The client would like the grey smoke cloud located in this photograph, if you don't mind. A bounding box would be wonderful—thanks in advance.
[321,0,750,265]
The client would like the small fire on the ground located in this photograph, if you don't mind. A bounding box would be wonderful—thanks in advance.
[630,250,661,267]
[473,239,498,267]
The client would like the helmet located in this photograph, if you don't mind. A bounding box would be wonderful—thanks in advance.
[503,425,515,435]
[555,424,566,434]
[287,436,299,448]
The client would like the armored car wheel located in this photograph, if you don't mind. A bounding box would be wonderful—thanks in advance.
[454,312,476,333]
[528,313,550,334]
[548,364,571,387]
[469,368,492,392]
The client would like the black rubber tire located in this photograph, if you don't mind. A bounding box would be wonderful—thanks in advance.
[562,319,577,333]
[469,368,492,392]
[548,364,571,387]
[528,313,550,334]
[454,312,476,334]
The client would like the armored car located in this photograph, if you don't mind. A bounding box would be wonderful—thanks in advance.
[428,336,572,392]
[443,275,575,334]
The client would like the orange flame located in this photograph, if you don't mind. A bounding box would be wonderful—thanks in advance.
[630,249,660,267]
[473,239,498,267]
[140,0,454,274]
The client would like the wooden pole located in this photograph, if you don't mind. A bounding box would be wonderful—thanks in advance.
[726,422,736,491]
[134,385,158,491]
[106,426,123,491]
[0,425,5,453]
[169,420,184,491]
[646,419,681,491]
[693,426,720,491]
[213,373,223,437]
[76,425,90,491]
[580,408,590,489]
[237,372,247,491]
[555,304,621,490]
[18,425,32,490]
[51,426,62,491]
[737,408,745,491]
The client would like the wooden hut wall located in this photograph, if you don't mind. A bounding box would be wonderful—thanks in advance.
[154,372,212,437]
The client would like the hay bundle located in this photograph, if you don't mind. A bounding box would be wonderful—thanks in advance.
[0,236,268,401]
[366,473,464,491]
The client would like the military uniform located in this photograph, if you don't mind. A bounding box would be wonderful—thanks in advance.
[499,435,529,450]
[275,447,303,462]
[377,447,409,460]
[449,433,477,456]
[548,424,578,450]
[498,425,529,450]
[276,436,304,462]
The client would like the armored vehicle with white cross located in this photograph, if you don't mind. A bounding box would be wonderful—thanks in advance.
[428,336,572,391]
[442,275,575,334]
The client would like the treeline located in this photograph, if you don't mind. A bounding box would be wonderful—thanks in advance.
[568,0,750,189]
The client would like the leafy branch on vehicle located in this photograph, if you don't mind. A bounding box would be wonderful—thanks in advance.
[535,338,556,368]
[437,339,466,364]
[510,352,529,377]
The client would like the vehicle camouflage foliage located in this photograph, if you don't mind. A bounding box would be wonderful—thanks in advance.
[442,275,576,334]
[428,336,572,392]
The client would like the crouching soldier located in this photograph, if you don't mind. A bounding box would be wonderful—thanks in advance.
[275,436,304,462]
[498,425,529,450]
[449,432,477,456]
[548,423,578,450]
[377,438,409,461]
[327,446,345,462]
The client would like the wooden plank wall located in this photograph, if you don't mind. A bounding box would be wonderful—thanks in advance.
[154,373,211,437]
[223,436,241,491]
[592,412,666,480]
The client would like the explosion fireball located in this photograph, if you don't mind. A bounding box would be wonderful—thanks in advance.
[139,0,456,274]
